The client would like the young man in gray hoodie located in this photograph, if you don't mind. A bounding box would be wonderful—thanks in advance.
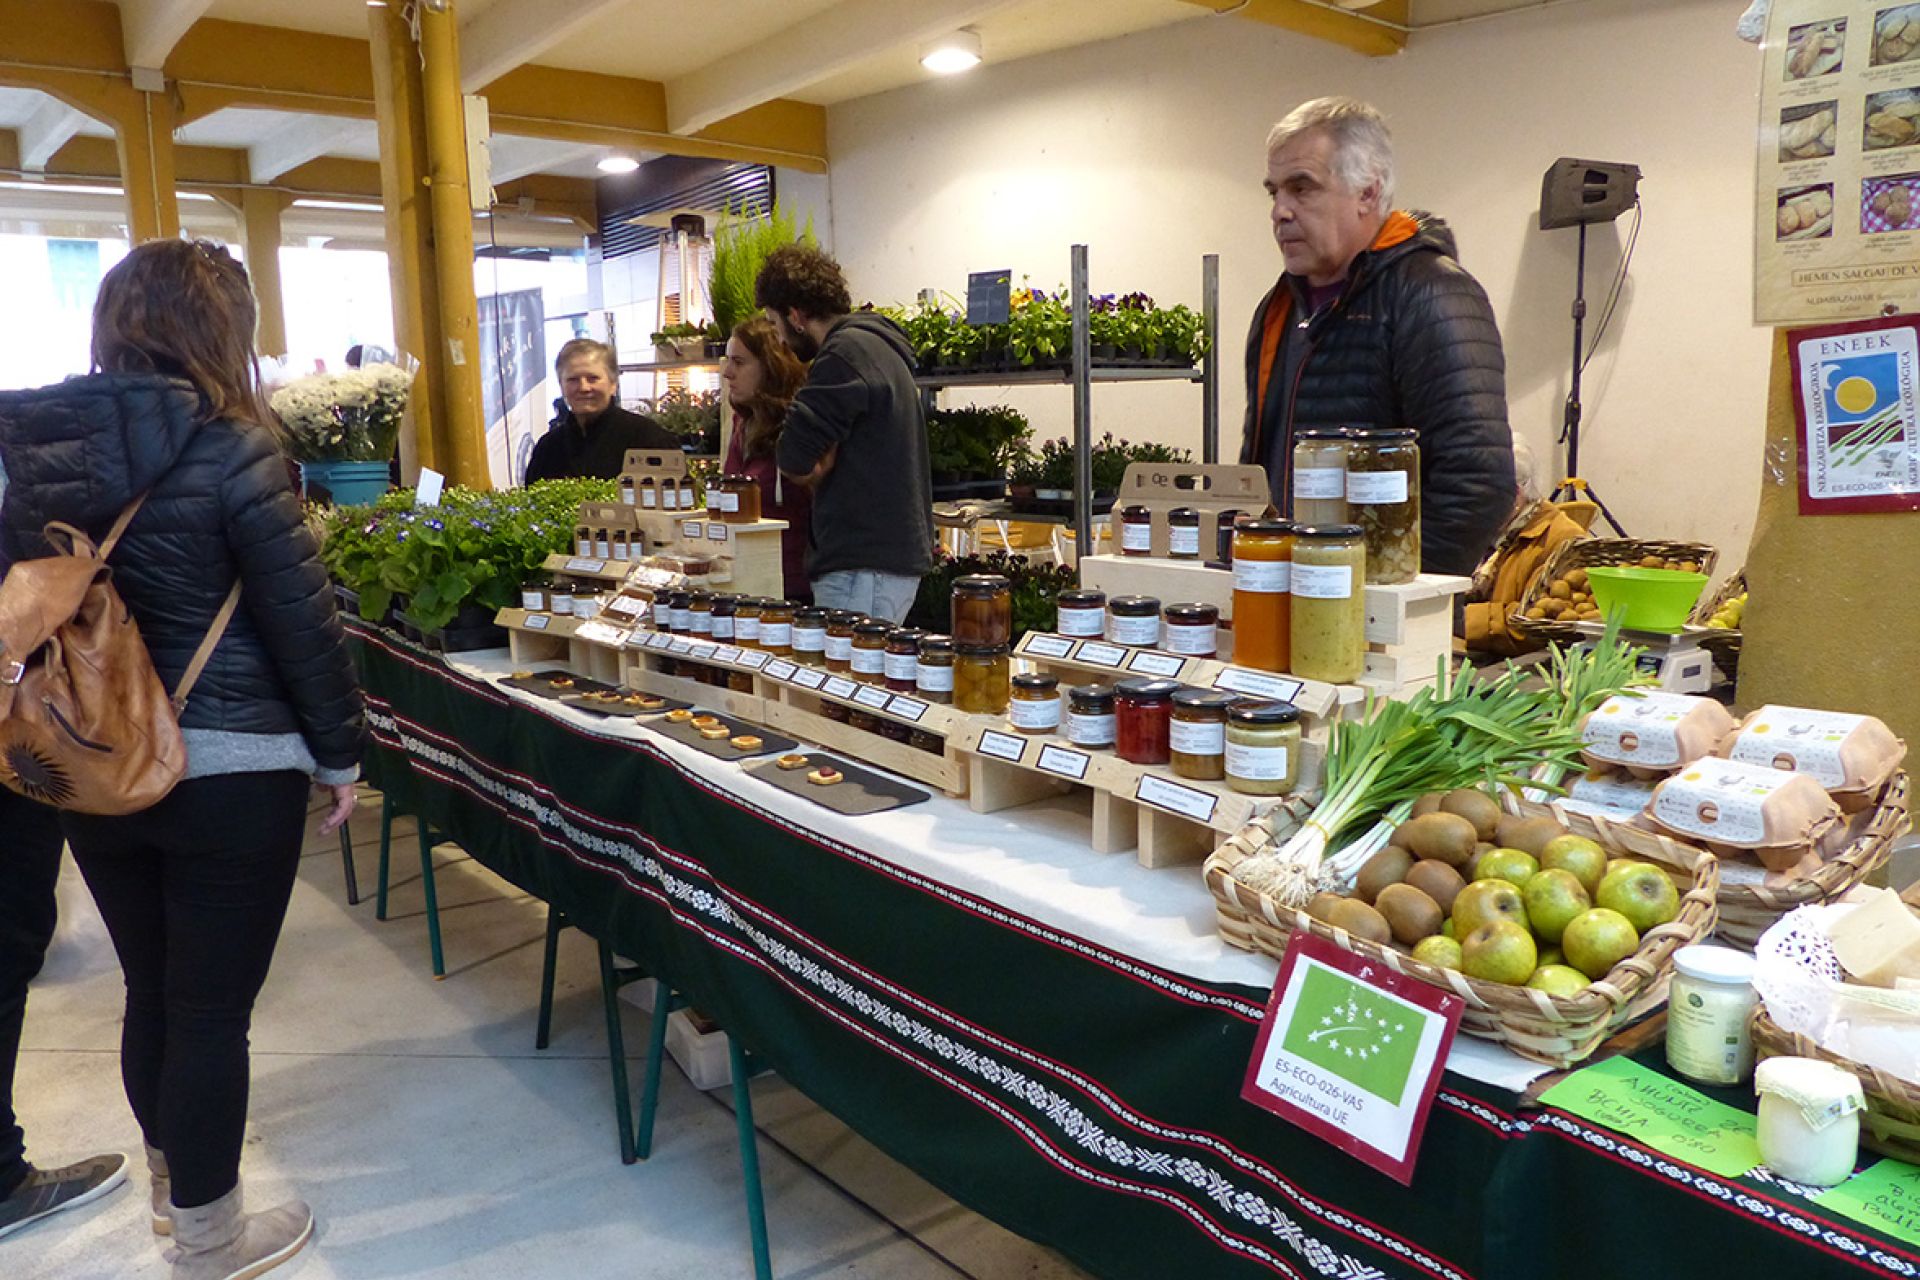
[759,246,935,623]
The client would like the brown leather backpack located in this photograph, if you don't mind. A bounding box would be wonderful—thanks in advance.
[0,496,239,815]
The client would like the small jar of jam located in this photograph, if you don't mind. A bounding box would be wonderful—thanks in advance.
[1106,595,1162,648]
[675,476,696,512]
[549,581,575,617]
[712,474,762,524]
[792,607,828,665]
[954,643,1011,715]
[824,611,858,672]
[686,591,713,637]
[878,718,912,744]
[1119,504,1153,557]
[1114,678,1178,765]
[951,575,1012,647]
[734,597,764,649]
[610,530,633,562]
[665,590,691,633]
[885,628,924,692]
[1161,603,1219,658]
[638,476,659,510]
[619,474,636,505]
[1170,688,1238,781]
[573,587,602,621]
[1066,685,1116,748]
[759,600,795,655]
[851,620,891,684]
[1055,588,1106,639]
[1226,701,1302,796]
[1167,507,1201,560]
[915,635,955,703]
[910,728,944,754]
[709,595,737,643]
[821,700,850,724]
[729,666,757,693]
[1009,673,1063,735]
[849,708,881,735]
[520,580,549,612]
[1215,510,1247,565]
[594,527,612,560]
[574,524,594,558]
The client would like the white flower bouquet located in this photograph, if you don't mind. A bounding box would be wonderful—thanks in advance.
[271,362,415,463]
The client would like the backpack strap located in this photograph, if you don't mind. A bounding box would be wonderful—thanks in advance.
[169,580,243,714]
[98,494,149,561]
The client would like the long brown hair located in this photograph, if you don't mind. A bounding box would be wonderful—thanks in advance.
[731,315,806,459]
[92,239,275,432]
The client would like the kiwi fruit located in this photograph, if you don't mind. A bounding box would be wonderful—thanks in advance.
[1440,789,1502,841]
[1325,898,1392,946]
[1497,815,1567,858]
[1375,883,1443,945]
[1306,892,1345,924]
[1395,812,1478,867]
[1411,792,1445,818]
[1354,846,1414,903]
[1404,859,1466,914]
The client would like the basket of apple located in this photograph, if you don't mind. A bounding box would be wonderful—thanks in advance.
[1212,787,1720,1067]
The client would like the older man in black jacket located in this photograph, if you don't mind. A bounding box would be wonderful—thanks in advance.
[1242,97,1515,577]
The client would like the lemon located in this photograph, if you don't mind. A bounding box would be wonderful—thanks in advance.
[1836,375,1878,414]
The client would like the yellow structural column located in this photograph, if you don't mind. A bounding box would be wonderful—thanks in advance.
[416,1,489,491]
[240,189,290,357]
[369,0,443,483]
[111,80,180,242]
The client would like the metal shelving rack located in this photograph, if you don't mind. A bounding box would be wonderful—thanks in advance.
[915,245,1220,563]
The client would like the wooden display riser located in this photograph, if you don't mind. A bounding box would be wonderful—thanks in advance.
[495,609,624,684]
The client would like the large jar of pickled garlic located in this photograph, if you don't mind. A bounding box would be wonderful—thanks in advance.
[1346,428,1420,585]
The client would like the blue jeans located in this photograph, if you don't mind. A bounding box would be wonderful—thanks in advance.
[811,569,922,624]
[0,790,64,1198]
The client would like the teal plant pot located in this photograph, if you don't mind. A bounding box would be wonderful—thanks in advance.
[300,459,391,506]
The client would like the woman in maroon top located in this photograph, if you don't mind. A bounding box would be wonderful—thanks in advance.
[721,316,813,601]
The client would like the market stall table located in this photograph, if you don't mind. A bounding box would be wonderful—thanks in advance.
[346,618,1917,1280]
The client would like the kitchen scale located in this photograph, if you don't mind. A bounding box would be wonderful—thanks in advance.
[1570,621,1715,694]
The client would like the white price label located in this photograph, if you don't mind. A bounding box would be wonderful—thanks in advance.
[853,685,893,709]
[977,730,1028,763]
[1161,623,1216,658]
[1169,718,1225,756]
[1233,558,1290,594]
[1346,470,1410,505]
[792,668,828,690]
[888,697,930,723]
[823,677,860,699]
[714,491,739,512]
[575,620,631,648]
[1023,634,1075,659]
[1168,525,1201,557]
[712,645,742,664]
[644,633,673,651]
[1121,521,1152,552]
[916,665,955,694]
[1225,741,1290,782]
[604,596,644,618]
[523,613,550,631]
[1135,775,1219,824]
[1126,651,1187,678]
[708,524,729,543]
[1078,642,1127,668]
[737,651,771,670]
[667,638,695,655]
[1293,466,1345,500]
[763,660,799,681]
[565,557,607,574]
[1037,745,1091,781]
[1214,668,1305,703]
[1291,562,1353,600]
[682,520,703,539]
[1107,614,1160,647]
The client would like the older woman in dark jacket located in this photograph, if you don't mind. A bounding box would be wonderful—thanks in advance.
[0,240,363,1280]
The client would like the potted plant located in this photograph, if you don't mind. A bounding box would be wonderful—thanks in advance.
[907,550,1077,641]
[1007,449,1043,502]
[650,323,709,361]
[639,387,723,456]
[709,199,816,344]
[1008,286,1070,369]
[926,403,1031,498]
[1154,303,1210,367]
[271,361,414,506]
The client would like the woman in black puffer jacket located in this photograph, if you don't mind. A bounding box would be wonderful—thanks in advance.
[0,240,363,1280]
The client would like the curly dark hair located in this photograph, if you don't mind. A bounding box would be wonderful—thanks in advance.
[754,244,852,320]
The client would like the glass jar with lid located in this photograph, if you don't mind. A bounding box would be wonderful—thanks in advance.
[594,527,612,560]
[916,635,955,703]
[1167,507,1202,560]
[665,590,691,633]
[1114,678,1178,765]
[686,591,713,636]
[821,700,850,724]
[954,643,1011,715]
[1665,945,1759,1087]
[1106,595,1161,648]
[885,628,924,692]
[549,580,575,617]
[792,607,828,665]
[1055,588,1107,639]
[851,620,891,684]
[572,586,602,621]
[711,474,762,524]
[1756,1058,1866,1188]
[520,579,550,612]
[734,597,764,649]
[1170,689,1237,780]
[1215,510,1247,566]
[1231,520,1293,673]
[619,474,636,506]
[1292,428,1351,526]
[638,476,660,510]
[1346,428,1421,584]
[848,708,881,735]
[1290,524,1367,683]
[878,718,911,744]
[575,523,594,558]
[1066,685,1116,749]
[610,530,633,563]
[709,595,737,643]
[824,611,858,671]
[1226,701,1302,795]
[759,600,795,655]
[676,476,696,512]
[1161,603,1218,658]
[951,575,1012,647]
[1009,673,1063,735]
[1119,504,1153,557]
[911,728,944,755]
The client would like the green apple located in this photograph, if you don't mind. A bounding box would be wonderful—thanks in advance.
[1541,835,1608,898]
[1538,944,1564,968]
[1521,869,1591,944]
[1561,908,1640,980]
[1462,920,1538,986]
[1441,918,1456,940]
[1526,964,1592,997]
[1412,935,1463,971]
[1452,879,1527,936]
[1473,847,1540,889]
[1596,862,1680,933]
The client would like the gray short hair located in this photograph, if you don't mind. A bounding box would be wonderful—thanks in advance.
[555,337,617,381]
[1266,97,1397,209]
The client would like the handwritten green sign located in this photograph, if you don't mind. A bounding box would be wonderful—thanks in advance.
[1815,1159,1920,1248]
[1540,1056,1763,1180]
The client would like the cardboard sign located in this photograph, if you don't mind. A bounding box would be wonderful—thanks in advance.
[1538,1056,1762,1180]
[414,467,445,507]
[1113,462,1272,559]
[1788,316,1920,514]
[1817,1159,1920,1248]
[1242,933,1461,1185]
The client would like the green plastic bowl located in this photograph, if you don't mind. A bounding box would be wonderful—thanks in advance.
[1583,566,1709,633]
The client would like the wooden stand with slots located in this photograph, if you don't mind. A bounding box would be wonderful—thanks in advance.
[616,449,790,599]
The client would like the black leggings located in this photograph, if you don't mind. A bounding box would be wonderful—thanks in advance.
[63,771,309,1210]
[0,790,64,1198]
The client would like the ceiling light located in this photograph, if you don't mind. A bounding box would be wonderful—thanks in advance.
[920,28,983,75]
[597,155,640,175]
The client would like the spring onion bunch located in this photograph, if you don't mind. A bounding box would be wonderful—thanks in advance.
[1526,613,1653,796]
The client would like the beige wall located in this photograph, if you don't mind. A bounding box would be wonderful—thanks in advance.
[825,0,1770,567]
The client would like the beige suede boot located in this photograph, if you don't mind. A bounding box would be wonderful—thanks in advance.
[164,1183,313,1280]
[148,1144,171,1235]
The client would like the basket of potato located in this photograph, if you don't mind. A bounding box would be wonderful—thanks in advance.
[1507,537,1717,648]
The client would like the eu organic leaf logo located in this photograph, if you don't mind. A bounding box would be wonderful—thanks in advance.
[1281,965,1422,1104]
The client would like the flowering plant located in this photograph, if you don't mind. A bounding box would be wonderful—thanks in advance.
[270,362,414,463]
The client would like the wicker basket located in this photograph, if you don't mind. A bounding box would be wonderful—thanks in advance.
[1715,772,1910,951]
[1688,571,1746,681]
[1507,538,1719,649]
[1203,803,1720,1067]
[1751,1006,1920,1163]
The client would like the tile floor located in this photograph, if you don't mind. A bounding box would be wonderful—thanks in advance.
[3,787,1089,1279]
